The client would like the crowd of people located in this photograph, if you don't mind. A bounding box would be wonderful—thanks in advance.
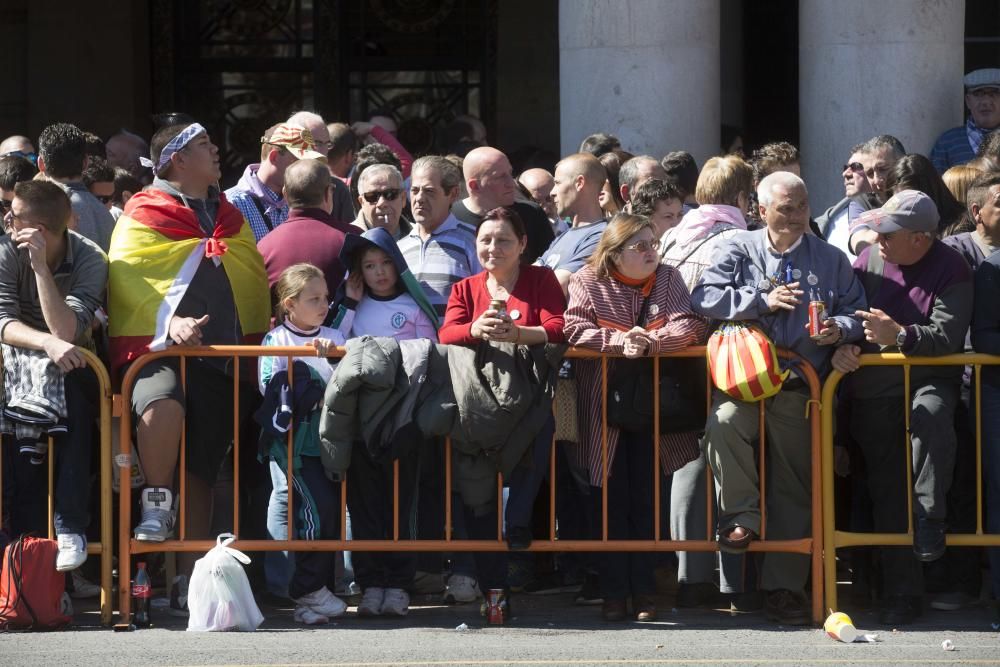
[3,66,1000,631]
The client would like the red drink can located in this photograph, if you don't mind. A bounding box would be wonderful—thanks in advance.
[486,588,507,625]
[808,300,826,339]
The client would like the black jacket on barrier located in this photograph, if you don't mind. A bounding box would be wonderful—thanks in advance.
[318,335,566,513]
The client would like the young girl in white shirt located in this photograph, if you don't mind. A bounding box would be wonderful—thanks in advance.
[259,263,347,625]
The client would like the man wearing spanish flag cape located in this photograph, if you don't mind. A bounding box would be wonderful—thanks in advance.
[108,121,269,615]
[691,172,866,625]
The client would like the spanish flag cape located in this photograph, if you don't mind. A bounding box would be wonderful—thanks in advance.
[108,188,270,377]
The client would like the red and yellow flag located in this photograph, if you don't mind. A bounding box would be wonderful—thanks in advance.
[108,189,270,376]
[707,322,789,402]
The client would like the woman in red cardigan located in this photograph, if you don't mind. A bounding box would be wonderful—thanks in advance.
[564,213,706,622]
[439,206,566,596]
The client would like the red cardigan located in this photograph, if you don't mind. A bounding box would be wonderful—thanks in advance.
[439,264,567,344]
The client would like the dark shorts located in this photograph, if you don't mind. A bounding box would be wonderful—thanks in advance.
[129,357,254,486]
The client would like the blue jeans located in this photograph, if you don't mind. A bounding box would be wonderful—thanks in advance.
[265,460,294,598]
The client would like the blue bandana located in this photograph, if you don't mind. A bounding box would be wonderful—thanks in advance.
[139,123,206,176]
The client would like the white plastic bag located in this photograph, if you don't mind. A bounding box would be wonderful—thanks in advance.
[187,533,264,632]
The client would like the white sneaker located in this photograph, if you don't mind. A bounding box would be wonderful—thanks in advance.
[293,586,346,618]
[70,569,101,598]
[293,605,329,625]
[55,534,87,572]
[443,574,480,604]
[134,487,175,542]
[380,588,409,616]
[357,587,384,616]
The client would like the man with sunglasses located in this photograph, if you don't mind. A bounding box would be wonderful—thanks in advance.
[932,68,1000,174]
[0,135,36,164]
[352,163,410,240]
[37,123,115,253]
[815,144,879,260]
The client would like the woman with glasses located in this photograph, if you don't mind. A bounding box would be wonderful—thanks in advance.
[564,213,705,622]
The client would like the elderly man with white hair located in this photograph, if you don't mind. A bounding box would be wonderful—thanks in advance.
[691,171,867,626]
[351,163,410,240]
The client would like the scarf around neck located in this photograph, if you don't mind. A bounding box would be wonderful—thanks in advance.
[673,204,747,246]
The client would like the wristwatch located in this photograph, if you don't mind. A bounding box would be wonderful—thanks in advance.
[895,326,907,349]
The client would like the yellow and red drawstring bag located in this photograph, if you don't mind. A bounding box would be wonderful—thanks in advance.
[707,322,789,402]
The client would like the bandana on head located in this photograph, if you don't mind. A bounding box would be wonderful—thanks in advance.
[139,123,206,176]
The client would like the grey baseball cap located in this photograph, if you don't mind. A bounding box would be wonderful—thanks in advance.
[965,68,1000,92]
[855,189,940,235]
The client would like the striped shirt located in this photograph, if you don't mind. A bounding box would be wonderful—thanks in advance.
[564,264,707,486]
[398,214,481,317]
[930,125,977,174]
[225,165,289,241]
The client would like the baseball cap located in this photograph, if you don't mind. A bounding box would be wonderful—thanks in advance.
[964,68,1000,92]
[855,189,940,235]
[263,124,327,161]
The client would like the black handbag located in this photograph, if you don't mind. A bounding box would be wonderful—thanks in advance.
[605,293,708,435]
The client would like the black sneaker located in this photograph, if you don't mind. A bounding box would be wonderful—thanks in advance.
[879,594,921,626]
[676,582,722,608]
[763,589,811,625]
[913,517,947,562]
[506,526,532,551]
[573,572,603,606]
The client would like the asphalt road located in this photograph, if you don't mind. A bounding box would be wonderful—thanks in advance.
[2,592,998,667]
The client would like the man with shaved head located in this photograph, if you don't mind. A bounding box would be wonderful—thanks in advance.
[518,167,564,234]
[619,155,668,206]
[0,135,36,163]
[106,130,151,184]
[537,152,608,294]
[451,146,553,263]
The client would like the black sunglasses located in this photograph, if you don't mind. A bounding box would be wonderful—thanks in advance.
[94,194,113,204]
[361,189,401,204]
[843,162,864,173]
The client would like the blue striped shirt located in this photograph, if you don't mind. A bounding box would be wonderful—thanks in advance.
[398,215,481,317]
[930,125,976,174]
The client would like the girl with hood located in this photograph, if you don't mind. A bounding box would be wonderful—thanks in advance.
[328,226,438,618]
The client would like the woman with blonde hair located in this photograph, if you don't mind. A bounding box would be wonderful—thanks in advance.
[565,213,705,622]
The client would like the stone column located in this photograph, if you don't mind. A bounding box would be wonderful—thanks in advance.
[799,0,966,211]
[559,0,721,165]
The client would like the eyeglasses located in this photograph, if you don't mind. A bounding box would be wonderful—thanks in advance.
[843,162,864,173]
[361,189,401,204]
[93,194,113,204]
[623,239,661,253]
[0,150,37,166]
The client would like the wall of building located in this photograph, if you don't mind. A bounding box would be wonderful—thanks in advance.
[0,1,151,144]
[495,0,561,168]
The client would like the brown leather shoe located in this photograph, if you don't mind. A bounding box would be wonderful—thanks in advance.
[634,594,657,622]
[602,598,627,622]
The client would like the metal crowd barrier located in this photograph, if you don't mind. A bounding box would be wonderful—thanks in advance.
[0,348,114,625]
[117,345,824,624]
[821,352,1000,615]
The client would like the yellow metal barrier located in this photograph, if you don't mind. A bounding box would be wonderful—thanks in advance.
[0,348,114,626]
[821,352,1000,614]
[117,344,825,624]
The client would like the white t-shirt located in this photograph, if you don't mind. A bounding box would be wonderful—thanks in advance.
[338,292,438,343]
[259,320,347,394]
[825,208,856,261]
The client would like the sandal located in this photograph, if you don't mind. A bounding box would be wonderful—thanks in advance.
[718,525,757,554]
